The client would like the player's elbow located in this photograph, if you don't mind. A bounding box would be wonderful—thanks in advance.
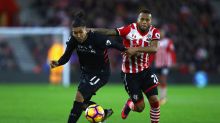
[151,47,158,53]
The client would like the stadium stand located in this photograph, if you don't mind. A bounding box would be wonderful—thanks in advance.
[0,0,220,82]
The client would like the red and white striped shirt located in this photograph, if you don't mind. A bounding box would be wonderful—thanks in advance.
[155,38,176,68]
[117,23,160,73]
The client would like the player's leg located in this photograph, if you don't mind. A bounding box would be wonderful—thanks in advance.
[83,96,96,109]
[86,73,113,122]
[68,90,109,123]
[67,71,104,123]
[142,69,160,123]
[159,68,169,105]
[123,97,145,112]
[121,72,145,119]
[67,91,84,123]
[145,87,160,123]
[80,72,113,122]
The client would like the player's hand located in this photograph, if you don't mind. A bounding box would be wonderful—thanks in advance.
[125,47,139,57]
[50,60,59,69]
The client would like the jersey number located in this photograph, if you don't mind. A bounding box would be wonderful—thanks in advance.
[89,76,100,85]
[151,74,159,84]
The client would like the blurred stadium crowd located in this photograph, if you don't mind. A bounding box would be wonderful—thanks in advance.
[0,0,220,74]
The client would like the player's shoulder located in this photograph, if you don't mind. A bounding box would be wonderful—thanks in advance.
[150,26,160,33]
[66,36,76,44]
[117,23,134,36]
[150,26,160,40]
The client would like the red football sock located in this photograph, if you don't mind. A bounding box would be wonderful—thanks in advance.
[150,101,160,123]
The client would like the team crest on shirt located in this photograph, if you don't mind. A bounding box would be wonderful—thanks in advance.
[146,34,152,40]
[105,40,112,46]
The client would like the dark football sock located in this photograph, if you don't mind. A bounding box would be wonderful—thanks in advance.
[86,100,96,106]
[67,101,84,123]
[83,100,96,110]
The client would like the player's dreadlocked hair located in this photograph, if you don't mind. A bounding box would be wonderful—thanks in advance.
[72,11,86,27]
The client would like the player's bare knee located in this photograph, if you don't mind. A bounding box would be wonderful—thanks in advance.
[135,101,145,112]
[136,106,144,112]
[75,91,84,102]
[148,95,159,104]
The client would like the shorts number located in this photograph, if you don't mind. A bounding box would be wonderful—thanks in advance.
[151,74,159,84]
[89,76,100,85]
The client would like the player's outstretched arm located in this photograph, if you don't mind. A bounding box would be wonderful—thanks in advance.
[125,40,159,57]
[125,47,140,57]
[136,40,159,53]
[49,39,74,69]
[55,38,75,66]
[50,60,60,69]
[88,28,118,36]
[106,39,127,52]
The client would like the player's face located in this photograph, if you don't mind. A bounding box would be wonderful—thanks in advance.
[137,13,152,32]
[72,27,87,43]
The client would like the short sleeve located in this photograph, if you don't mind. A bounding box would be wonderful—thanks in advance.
[116,25,131,37]
[152,29,160,40]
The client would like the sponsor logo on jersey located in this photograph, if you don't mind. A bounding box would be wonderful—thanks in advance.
[77,45,96,54]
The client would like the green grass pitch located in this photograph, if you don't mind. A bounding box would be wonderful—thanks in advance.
[0,83,219,123]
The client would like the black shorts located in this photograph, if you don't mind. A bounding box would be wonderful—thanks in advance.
[78,70,110,100]
[121,68,159,103]
[155,67,169,76]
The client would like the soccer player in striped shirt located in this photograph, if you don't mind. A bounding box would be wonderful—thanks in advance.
[91,9,161,123]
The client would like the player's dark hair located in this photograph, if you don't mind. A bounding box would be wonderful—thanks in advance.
[72,11,86,27]
[139,9,151,14]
